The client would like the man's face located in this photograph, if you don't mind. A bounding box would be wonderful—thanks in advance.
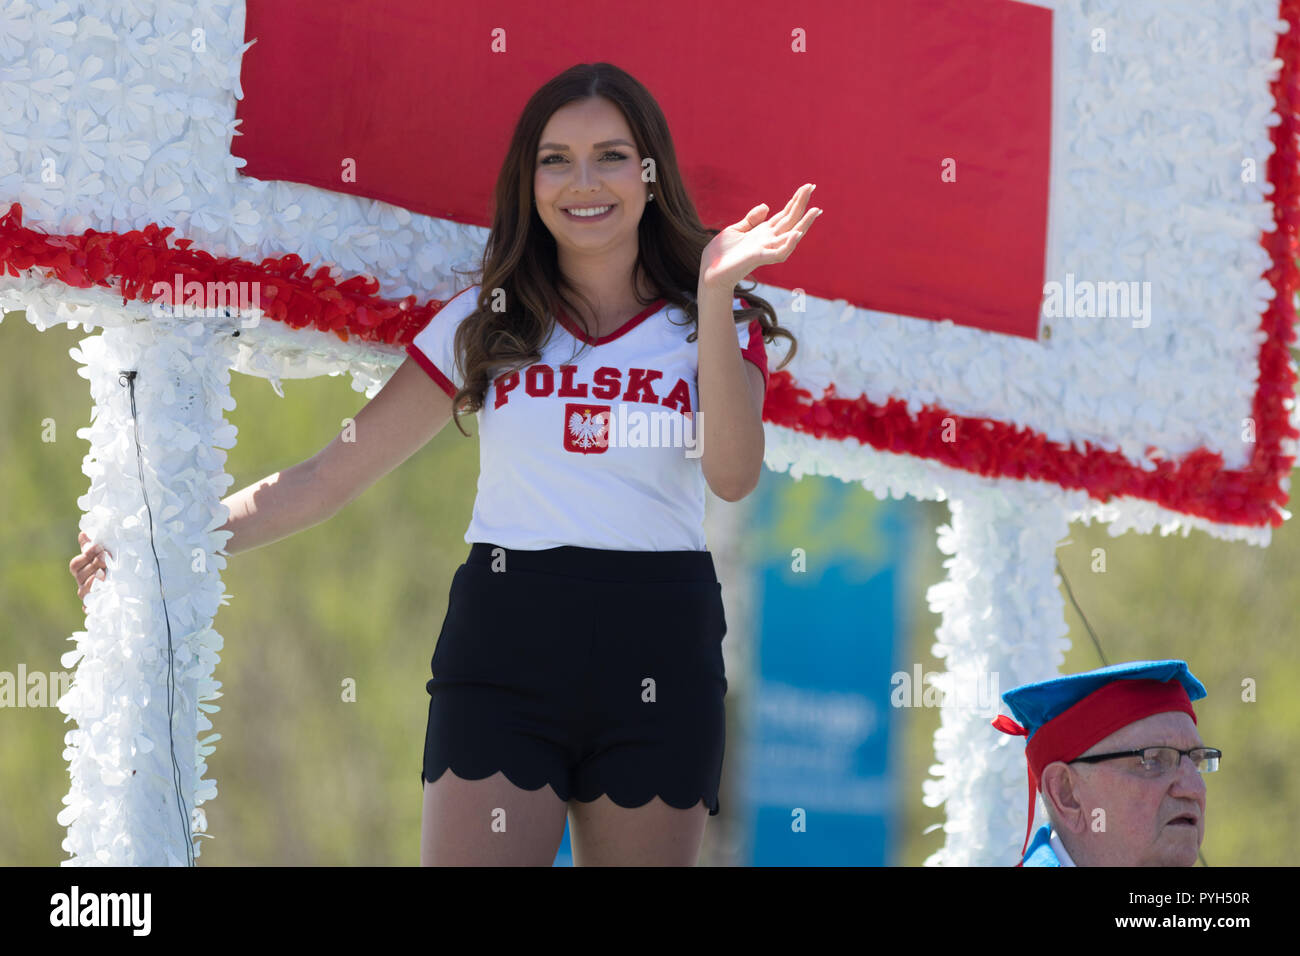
[1065,711,1207,866]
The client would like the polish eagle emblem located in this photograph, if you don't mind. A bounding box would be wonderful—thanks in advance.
[565,404,610,453]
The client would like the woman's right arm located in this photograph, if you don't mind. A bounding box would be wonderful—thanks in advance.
[220,355,457,555]
[72,355,457,600]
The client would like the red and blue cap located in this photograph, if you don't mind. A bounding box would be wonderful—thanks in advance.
[992,660,1206,861]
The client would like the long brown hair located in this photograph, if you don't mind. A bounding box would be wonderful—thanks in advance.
[445,62,796,436]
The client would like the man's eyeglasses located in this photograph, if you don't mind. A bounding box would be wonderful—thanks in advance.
[1069,747,1221,776]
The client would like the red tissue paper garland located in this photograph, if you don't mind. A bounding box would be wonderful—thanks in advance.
[0,202,440,345]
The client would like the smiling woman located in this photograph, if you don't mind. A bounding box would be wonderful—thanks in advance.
[391,61,825,867]
[439,64,797,436]
[56,58,817,870]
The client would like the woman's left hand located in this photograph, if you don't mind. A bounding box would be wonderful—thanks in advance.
[700,182,822,290]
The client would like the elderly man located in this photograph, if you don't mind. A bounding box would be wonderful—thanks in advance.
[992,660,1219,867]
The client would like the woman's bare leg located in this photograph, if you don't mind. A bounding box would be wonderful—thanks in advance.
[421,769,568,866]
[567,795,709,866]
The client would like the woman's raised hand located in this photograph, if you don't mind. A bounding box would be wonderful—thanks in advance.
[699,182,823,289]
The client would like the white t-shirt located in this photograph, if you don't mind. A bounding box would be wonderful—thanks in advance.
[405,283,770,551]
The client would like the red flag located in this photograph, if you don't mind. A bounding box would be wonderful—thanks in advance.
[232,0,1052,338]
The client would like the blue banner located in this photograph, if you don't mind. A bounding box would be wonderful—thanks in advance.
[740,470,918,865]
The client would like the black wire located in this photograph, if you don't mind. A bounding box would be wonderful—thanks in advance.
[119,370,194,867]
[1055,553,1207,867]
[1055,554,1109,667]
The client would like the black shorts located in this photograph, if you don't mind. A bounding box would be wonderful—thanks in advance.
[421,542,728,816]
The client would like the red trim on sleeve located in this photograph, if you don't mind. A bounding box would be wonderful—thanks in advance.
[736,296,770,391]
[405,342,457,398]
[740,319,769,390]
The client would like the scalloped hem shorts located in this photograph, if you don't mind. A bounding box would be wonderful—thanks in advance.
[421,542,728,816]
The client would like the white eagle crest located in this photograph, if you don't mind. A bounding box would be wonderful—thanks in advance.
[568,408,608,448]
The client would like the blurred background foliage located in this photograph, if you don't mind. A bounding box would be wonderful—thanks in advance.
[2,310,1296,865]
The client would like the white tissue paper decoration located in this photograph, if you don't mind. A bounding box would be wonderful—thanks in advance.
[57,312,236,866]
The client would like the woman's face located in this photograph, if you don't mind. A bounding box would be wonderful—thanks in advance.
[533,96,649,256]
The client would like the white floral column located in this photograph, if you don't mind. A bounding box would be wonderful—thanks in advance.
[920,483,1073,867]
[52,301,235,866]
